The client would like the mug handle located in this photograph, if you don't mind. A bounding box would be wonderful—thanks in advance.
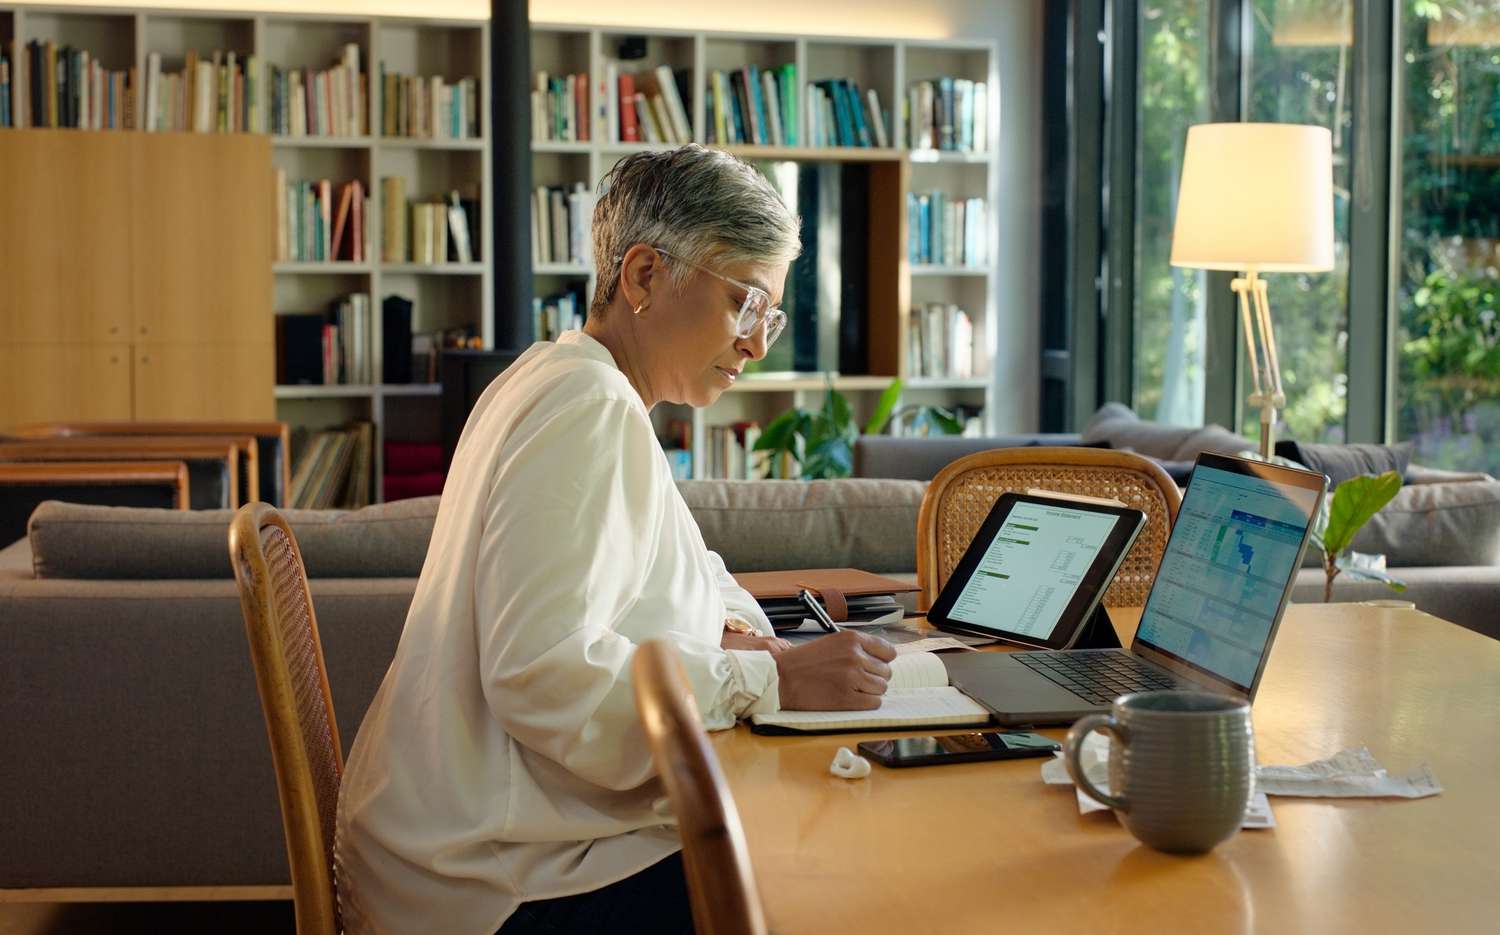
[1065,714,1130,812]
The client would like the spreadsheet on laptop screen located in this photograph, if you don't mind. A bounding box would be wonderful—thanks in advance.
[1135,464,1321,690]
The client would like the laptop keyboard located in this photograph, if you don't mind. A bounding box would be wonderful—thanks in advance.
[1014,651,1187,706]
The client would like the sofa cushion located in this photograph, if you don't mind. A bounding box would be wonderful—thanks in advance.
[851,434,1091,481]
[1276,440,1414,486]
[28,498,441,580]
[679,479,926,573]
[1353,478,1500,567]
[1083,402,1254,461]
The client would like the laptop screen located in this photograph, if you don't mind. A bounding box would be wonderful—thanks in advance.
[1135,460,1323,693]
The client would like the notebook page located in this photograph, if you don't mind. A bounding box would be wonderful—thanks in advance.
[750,686,990,730]
[887,651,949,691]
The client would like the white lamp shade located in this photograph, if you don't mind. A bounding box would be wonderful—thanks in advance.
[1169,123,1335,273]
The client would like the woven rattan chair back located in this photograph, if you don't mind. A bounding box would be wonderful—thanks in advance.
[917,447,1182,611]
[633,640,768,935]
[228,503,342,935]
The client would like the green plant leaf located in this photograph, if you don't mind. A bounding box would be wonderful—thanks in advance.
[1323,471,1403,558]
[863,379,903,435]
[754,409,803,452]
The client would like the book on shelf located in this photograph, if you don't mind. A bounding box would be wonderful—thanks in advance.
[531,182,592,267]
[530,69,587,142]
[907,77,987,153]
[805,78,886,149]
[402,187,478,264]
[384,68,478,139]
[263,43,365,137]
[533,286,585,342]
[705,64,799,147]
[20,41,135,130]
[275,171,368,263]
[275,293,374,386]
[907,192,989,267]
[600,64,688,144]
[289,421,375,509]
[1,46,11,128]
[381,294,413,384]
[704,422,768,481]
[907,302,976,380]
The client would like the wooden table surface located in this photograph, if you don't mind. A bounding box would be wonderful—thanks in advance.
[711,604,1500,934]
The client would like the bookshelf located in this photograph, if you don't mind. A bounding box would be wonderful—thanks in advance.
[3,4,492,504]
[529,24,999,479]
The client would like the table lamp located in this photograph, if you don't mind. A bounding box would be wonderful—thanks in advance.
[1169,122,1334,458]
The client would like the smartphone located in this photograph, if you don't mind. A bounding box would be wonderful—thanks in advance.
[857,731,1061,768]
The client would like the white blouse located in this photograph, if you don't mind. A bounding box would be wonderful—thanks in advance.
[335,331,781,934]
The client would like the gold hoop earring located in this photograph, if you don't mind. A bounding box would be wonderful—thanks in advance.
[634,301,648,316]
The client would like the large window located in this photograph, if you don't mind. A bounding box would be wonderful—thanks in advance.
[1243,0,1354,444]
[1133,0,1213,426]
[1396,1,1500,474]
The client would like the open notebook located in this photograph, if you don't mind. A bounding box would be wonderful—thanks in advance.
[749,652,993,735]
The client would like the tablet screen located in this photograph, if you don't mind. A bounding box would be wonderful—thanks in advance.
[928,494,1147,649]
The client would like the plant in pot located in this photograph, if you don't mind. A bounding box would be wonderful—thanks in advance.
[751,377,964,480]
[1316,470,1407,603]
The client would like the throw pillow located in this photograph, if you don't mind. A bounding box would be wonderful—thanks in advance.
[1082,402,1193,460]
[1275,440,1414,487]
[1353,478,1500,567]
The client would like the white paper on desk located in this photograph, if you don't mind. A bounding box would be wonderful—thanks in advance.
[1255,746,1442,799]
[894,637,978,655]
[1042,735,1274,829]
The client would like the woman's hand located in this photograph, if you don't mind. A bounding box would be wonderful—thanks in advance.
[721,627,792,654]
[773,630,898,711]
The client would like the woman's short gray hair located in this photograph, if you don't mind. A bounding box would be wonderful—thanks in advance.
[590,144,802,316]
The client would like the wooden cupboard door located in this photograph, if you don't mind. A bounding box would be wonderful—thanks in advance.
[132,344,274,421]
[0,344,132,430]
[131,134,273,346]
[0,132,134,344]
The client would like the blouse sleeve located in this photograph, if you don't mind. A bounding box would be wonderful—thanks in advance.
[472,397,776,793]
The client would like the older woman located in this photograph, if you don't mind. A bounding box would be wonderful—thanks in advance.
[336,146,896,934]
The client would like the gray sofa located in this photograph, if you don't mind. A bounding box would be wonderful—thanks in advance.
[1,473,1494,893]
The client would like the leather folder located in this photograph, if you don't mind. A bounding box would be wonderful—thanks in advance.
[732,568,918,624]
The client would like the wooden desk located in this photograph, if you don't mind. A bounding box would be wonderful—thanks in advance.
[712,604,1500,934]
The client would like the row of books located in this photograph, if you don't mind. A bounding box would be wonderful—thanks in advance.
[275,293,375,387]
[601,64,692,144]
[15,41,135,129]
[531,70,591,142]
[532,182,592,267]
[908,192,989,267]
[704,64,798,147]
[806,79,890,149]
[379,178,480,264]
[142,50,254,133]
[264,45,365,137]
[380,69,478,139]
[907,77,988,153]
[274,173,369,264]
[290,422,374,509]
[705,422,769,481]
[533,287,585,342]
[908,302,977,380]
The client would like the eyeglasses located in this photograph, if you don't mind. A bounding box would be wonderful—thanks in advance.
[629,248,787,348]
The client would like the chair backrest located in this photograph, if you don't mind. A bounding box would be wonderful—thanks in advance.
[15,421,290,507]
[917,447,1182,611]
[228,502,342,935]
[0,460,189,547]
[0,437,243,509]
[632,641,768,935]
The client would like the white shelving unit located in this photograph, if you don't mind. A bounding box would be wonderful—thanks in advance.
[530,24,999,479]
[2,4,493,502]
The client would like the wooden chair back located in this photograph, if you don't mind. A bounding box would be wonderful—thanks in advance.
[0,460,189,546]
[228,503,342,935]
[632,640,768,935]
[0,437,246,508]
[917,447,1182,611]
[14,421,289,507]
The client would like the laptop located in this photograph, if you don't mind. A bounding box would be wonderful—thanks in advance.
[940,453,1328,726]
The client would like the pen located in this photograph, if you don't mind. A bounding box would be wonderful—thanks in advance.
[799,588,842,633]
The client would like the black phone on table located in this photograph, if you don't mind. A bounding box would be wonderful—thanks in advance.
[857,731,1060,768]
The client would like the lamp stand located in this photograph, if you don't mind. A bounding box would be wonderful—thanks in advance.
[1231,270,1286,460]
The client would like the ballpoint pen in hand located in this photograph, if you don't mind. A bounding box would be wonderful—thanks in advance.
[799,588,842,633]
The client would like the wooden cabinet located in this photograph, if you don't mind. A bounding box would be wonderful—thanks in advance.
[0,131,272,431]
[0,345,133,426]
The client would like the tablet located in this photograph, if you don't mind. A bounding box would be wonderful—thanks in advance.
[927,493,1147,650]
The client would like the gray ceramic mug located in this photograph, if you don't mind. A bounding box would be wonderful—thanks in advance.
[1064,691,1254,854]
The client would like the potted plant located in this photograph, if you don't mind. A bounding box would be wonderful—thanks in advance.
[1317,470,1407,603]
